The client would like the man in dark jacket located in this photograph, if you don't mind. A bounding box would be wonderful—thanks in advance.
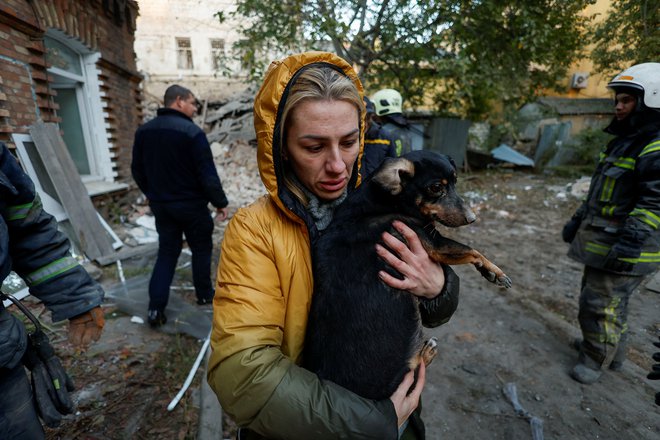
[0,142,105,439]
[131,85,229,326]
[361,97,398,178]
[562,63,660,384]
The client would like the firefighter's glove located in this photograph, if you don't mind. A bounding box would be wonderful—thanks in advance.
[22,329,75,427]
[648,337,660,405]
[68,306,105,348]
[603,249,635,273]
[562,216,582,243]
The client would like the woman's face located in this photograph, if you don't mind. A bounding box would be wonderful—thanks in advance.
[285,99,360,201]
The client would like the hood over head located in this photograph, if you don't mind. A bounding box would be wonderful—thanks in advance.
[253,51,365,226]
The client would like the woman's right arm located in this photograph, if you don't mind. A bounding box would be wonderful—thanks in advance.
[207,207,399,440]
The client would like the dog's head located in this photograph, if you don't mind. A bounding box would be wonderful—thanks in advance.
[371,151,476,227]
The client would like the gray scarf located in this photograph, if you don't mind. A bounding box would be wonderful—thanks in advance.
[294,176,347,231]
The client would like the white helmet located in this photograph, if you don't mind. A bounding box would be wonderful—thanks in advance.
[607,62,660,109]
[371,89,403,116]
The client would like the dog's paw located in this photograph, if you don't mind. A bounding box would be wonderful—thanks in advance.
[421,337,438,366]
[497,274,512,289]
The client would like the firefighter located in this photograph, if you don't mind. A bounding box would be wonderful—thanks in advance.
[0,142,105,438]
[361,96,398,178]
[371,88,413,156]
[562,62,660,384]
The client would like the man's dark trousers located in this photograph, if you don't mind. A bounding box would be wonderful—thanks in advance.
[149,200,214,311]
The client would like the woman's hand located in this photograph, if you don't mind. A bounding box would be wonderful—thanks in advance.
[376,220,445,299]
[390,362,426,428]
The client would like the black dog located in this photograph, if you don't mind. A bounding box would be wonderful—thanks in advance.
[303,150,511,400]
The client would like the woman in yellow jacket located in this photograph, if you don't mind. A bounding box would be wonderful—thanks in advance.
[207,52,460,439]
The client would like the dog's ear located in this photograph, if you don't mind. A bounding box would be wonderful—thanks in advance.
[372,157,415,195]
[447,155,457,171]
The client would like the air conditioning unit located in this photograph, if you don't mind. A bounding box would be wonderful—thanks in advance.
[571,72,589,89]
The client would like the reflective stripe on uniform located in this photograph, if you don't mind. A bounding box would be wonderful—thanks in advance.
[600,204,616,217]
[620,251,660,263]
[612,157,635,169]
[585,241,609,256]
[631,208,660,229]
[600,176,615,202]
[640,140,660,157]
[599,156,634,202]
[602,296,622,344]
[394,140,403,156]
[366,139,391,145]
[25,256,79,286]
[5,202,33,221]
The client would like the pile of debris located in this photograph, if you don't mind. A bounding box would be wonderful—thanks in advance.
[211,139,263,209]
[197,88,257,145]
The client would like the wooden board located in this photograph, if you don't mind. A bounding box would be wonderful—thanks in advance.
[29,121,114,261]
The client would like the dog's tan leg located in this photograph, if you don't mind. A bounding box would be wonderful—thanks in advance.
[427,247,512,288]
[420,337,438,366]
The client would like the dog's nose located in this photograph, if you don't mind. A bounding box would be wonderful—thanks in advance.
[465,208,477,224]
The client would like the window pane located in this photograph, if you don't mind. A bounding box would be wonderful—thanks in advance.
[53,88,91,175]
[44,37,82,75]
[211,38,225,70]
[176,37,193,69]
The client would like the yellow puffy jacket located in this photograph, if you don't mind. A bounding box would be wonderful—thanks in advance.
[207,52,399,439]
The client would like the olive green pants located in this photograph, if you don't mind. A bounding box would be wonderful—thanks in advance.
[577,266,647,366]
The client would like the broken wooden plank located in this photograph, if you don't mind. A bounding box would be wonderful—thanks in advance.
[29,121,114,261]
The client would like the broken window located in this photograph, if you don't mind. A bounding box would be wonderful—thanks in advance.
[176,37,194,70]
[210,38,225,71]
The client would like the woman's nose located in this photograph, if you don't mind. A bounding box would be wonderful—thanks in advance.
[326,147,345,173]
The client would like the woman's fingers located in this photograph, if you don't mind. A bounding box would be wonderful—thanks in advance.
[389,363,426,428]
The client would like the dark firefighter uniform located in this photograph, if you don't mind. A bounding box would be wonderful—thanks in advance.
[567,110,660,370]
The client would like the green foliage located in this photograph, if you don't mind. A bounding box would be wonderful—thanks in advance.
[569,126,613,165]
[591,0,660,78]
[222,0,595,119]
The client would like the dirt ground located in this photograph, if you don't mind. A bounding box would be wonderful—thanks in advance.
[33,165,660,439]
[421,169,660,440]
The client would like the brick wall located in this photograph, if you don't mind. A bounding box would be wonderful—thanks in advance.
[0,0,142,186]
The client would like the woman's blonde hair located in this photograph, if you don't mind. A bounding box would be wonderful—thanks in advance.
[279,65,364,205]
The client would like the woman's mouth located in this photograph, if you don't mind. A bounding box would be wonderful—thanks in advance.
[319,178,347,192]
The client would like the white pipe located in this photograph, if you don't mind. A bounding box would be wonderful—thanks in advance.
[167,332,212,411]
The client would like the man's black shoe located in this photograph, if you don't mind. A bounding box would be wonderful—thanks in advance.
[147,309,167,327]
[197,297,213,306]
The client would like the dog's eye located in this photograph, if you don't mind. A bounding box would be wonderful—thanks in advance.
[427,183,445,196]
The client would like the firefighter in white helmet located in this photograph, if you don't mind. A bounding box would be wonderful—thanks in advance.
[562,62,660,384]
[371,88,413,156]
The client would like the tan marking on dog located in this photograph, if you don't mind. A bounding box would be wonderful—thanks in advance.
[372,157,415,195]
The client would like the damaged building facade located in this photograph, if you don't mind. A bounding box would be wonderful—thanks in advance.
[0,0,142,201]
[134,0,248,108]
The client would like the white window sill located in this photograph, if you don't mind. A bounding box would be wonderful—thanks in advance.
[83,180,129,197]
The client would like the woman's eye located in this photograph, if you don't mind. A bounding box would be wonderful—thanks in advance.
[306,145,323,153]
[341,139,358,149]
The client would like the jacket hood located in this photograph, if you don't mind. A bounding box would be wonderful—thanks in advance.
[254,51,365,226]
